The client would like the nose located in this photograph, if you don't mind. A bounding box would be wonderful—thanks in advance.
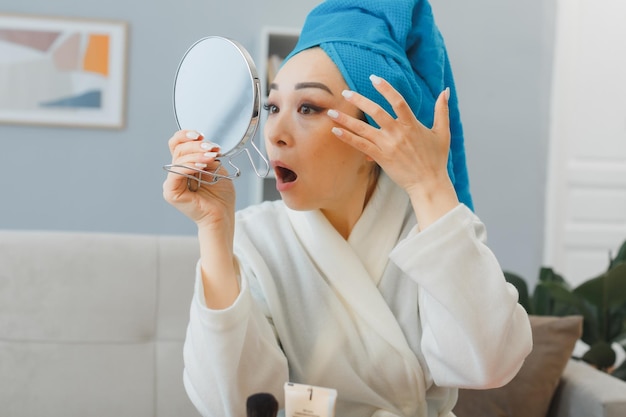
[264,112,293,148]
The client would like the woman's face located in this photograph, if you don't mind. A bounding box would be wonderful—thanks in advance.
[264,47,375,215]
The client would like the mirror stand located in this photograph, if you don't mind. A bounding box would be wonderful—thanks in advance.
[163,138,270,188]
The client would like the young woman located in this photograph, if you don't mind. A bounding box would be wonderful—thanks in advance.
[163,1,532,416]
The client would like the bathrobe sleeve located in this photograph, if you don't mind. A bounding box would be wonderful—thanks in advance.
[182,261,288,417]
[389,204,533,389]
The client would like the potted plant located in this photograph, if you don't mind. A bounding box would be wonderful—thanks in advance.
[505,239,626,380]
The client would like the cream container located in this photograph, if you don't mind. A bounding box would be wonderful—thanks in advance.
[284,382,337,417]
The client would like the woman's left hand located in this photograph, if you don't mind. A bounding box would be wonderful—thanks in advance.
[327,75,459,228]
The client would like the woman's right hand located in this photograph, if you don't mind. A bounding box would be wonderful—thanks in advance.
[162,130,236,229]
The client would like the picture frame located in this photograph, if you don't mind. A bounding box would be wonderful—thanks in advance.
[0,13,128,129]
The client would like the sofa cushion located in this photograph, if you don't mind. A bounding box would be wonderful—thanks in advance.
[0,340,155,416]
[549,358,626,417]
[453,315,583,417]
[0,230,158,342]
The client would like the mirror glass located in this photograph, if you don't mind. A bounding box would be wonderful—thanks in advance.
[173,36,260,156]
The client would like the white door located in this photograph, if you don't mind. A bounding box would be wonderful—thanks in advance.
[544,0,626,286]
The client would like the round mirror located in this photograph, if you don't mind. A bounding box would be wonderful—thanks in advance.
[173,36,261,156]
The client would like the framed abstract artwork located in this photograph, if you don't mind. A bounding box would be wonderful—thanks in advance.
[0,13,128,129]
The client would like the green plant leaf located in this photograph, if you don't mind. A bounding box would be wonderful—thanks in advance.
[532,280,578,316]
[610,239,626,269]
[608,310,626,341]
[574,263,626,309]
[580,306,601,346]
[538,267,569,286]
[582,341,616,371]
[572,263,626,343]
[617,326,626,346]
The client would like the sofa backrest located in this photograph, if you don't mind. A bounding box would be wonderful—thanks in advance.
[0,230,200,417]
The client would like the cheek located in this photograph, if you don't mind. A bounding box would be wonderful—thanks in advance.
[319,140,368,174]
[263,120,274,143]
[298,124,335,155]
[326,131,363,160]
[263,130,271,154]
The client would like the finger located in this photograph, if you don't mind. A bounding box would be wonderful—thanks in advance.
[174,151,220,172]
[169,129,221,164]
[173,139,221,161]
[368,75,418,125]
[340,88,396,128]
[330,126,380,159]
[326,108,379,142]
[165,150,221,187]
[168,130,204,154]
[432,88,451,137]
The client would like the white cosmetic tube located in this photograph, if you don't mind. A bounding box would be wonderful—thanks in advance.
[284,382,337,417]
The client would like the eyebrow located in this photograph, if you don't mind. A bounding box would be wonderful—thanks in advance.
[268,82,334,95]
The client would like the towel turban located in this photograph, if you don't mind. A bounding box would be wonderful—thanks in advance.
[284,0,473,210]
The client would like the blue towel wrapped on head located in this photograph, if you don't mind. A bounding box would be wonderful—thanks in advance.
[284,0,473,210]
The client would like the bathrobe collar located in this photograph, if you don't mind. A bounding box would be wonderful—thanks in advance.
[285,173,425,415]
[348,172,409,285]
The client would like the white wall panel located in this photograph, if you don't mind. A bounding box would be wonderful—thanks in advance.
[545,0,626,285]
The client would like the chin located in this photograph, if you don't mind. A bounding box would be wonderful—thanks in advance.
[279,194,314,212]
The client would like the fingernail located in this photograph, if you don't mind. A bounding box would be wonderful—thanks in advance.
[186,131,200,140]
[327,109,339,119]
[341,90,354,99]
[331,127,343,136]
[369,74,382,85]
[201,142,220,150]
[444,87,450,101]
[195,162,207,168]
[204,152,218,158]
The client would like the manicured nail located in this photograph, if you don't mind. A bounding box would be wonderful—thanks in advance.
[327,109,339,119]
[331,127,343,136]
[370,74,382,85]
[341,90,354,99]
[201,142,220,150]
[444,87,450,101]
[195,162,207,168]
[204,152,218,158]
[186,131,200,140]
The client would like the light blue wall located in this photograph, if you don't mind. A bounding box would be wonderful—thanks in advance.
[0,0,554,283]
[433,0,556,285]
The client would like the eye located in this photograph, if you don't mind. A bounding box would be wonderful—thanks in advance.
[299,103,322,115]
[263,102,279,114]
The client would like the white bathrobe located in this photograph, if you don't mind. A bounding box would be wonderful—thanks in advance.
[182,173,533,417]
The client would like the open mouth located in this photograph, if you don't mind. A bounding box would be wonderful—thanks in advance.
[275,166,298,183]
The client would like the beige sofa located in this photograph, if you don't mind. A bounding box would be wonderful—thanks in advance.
[1,230,625,417]
[0,230,200,417]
